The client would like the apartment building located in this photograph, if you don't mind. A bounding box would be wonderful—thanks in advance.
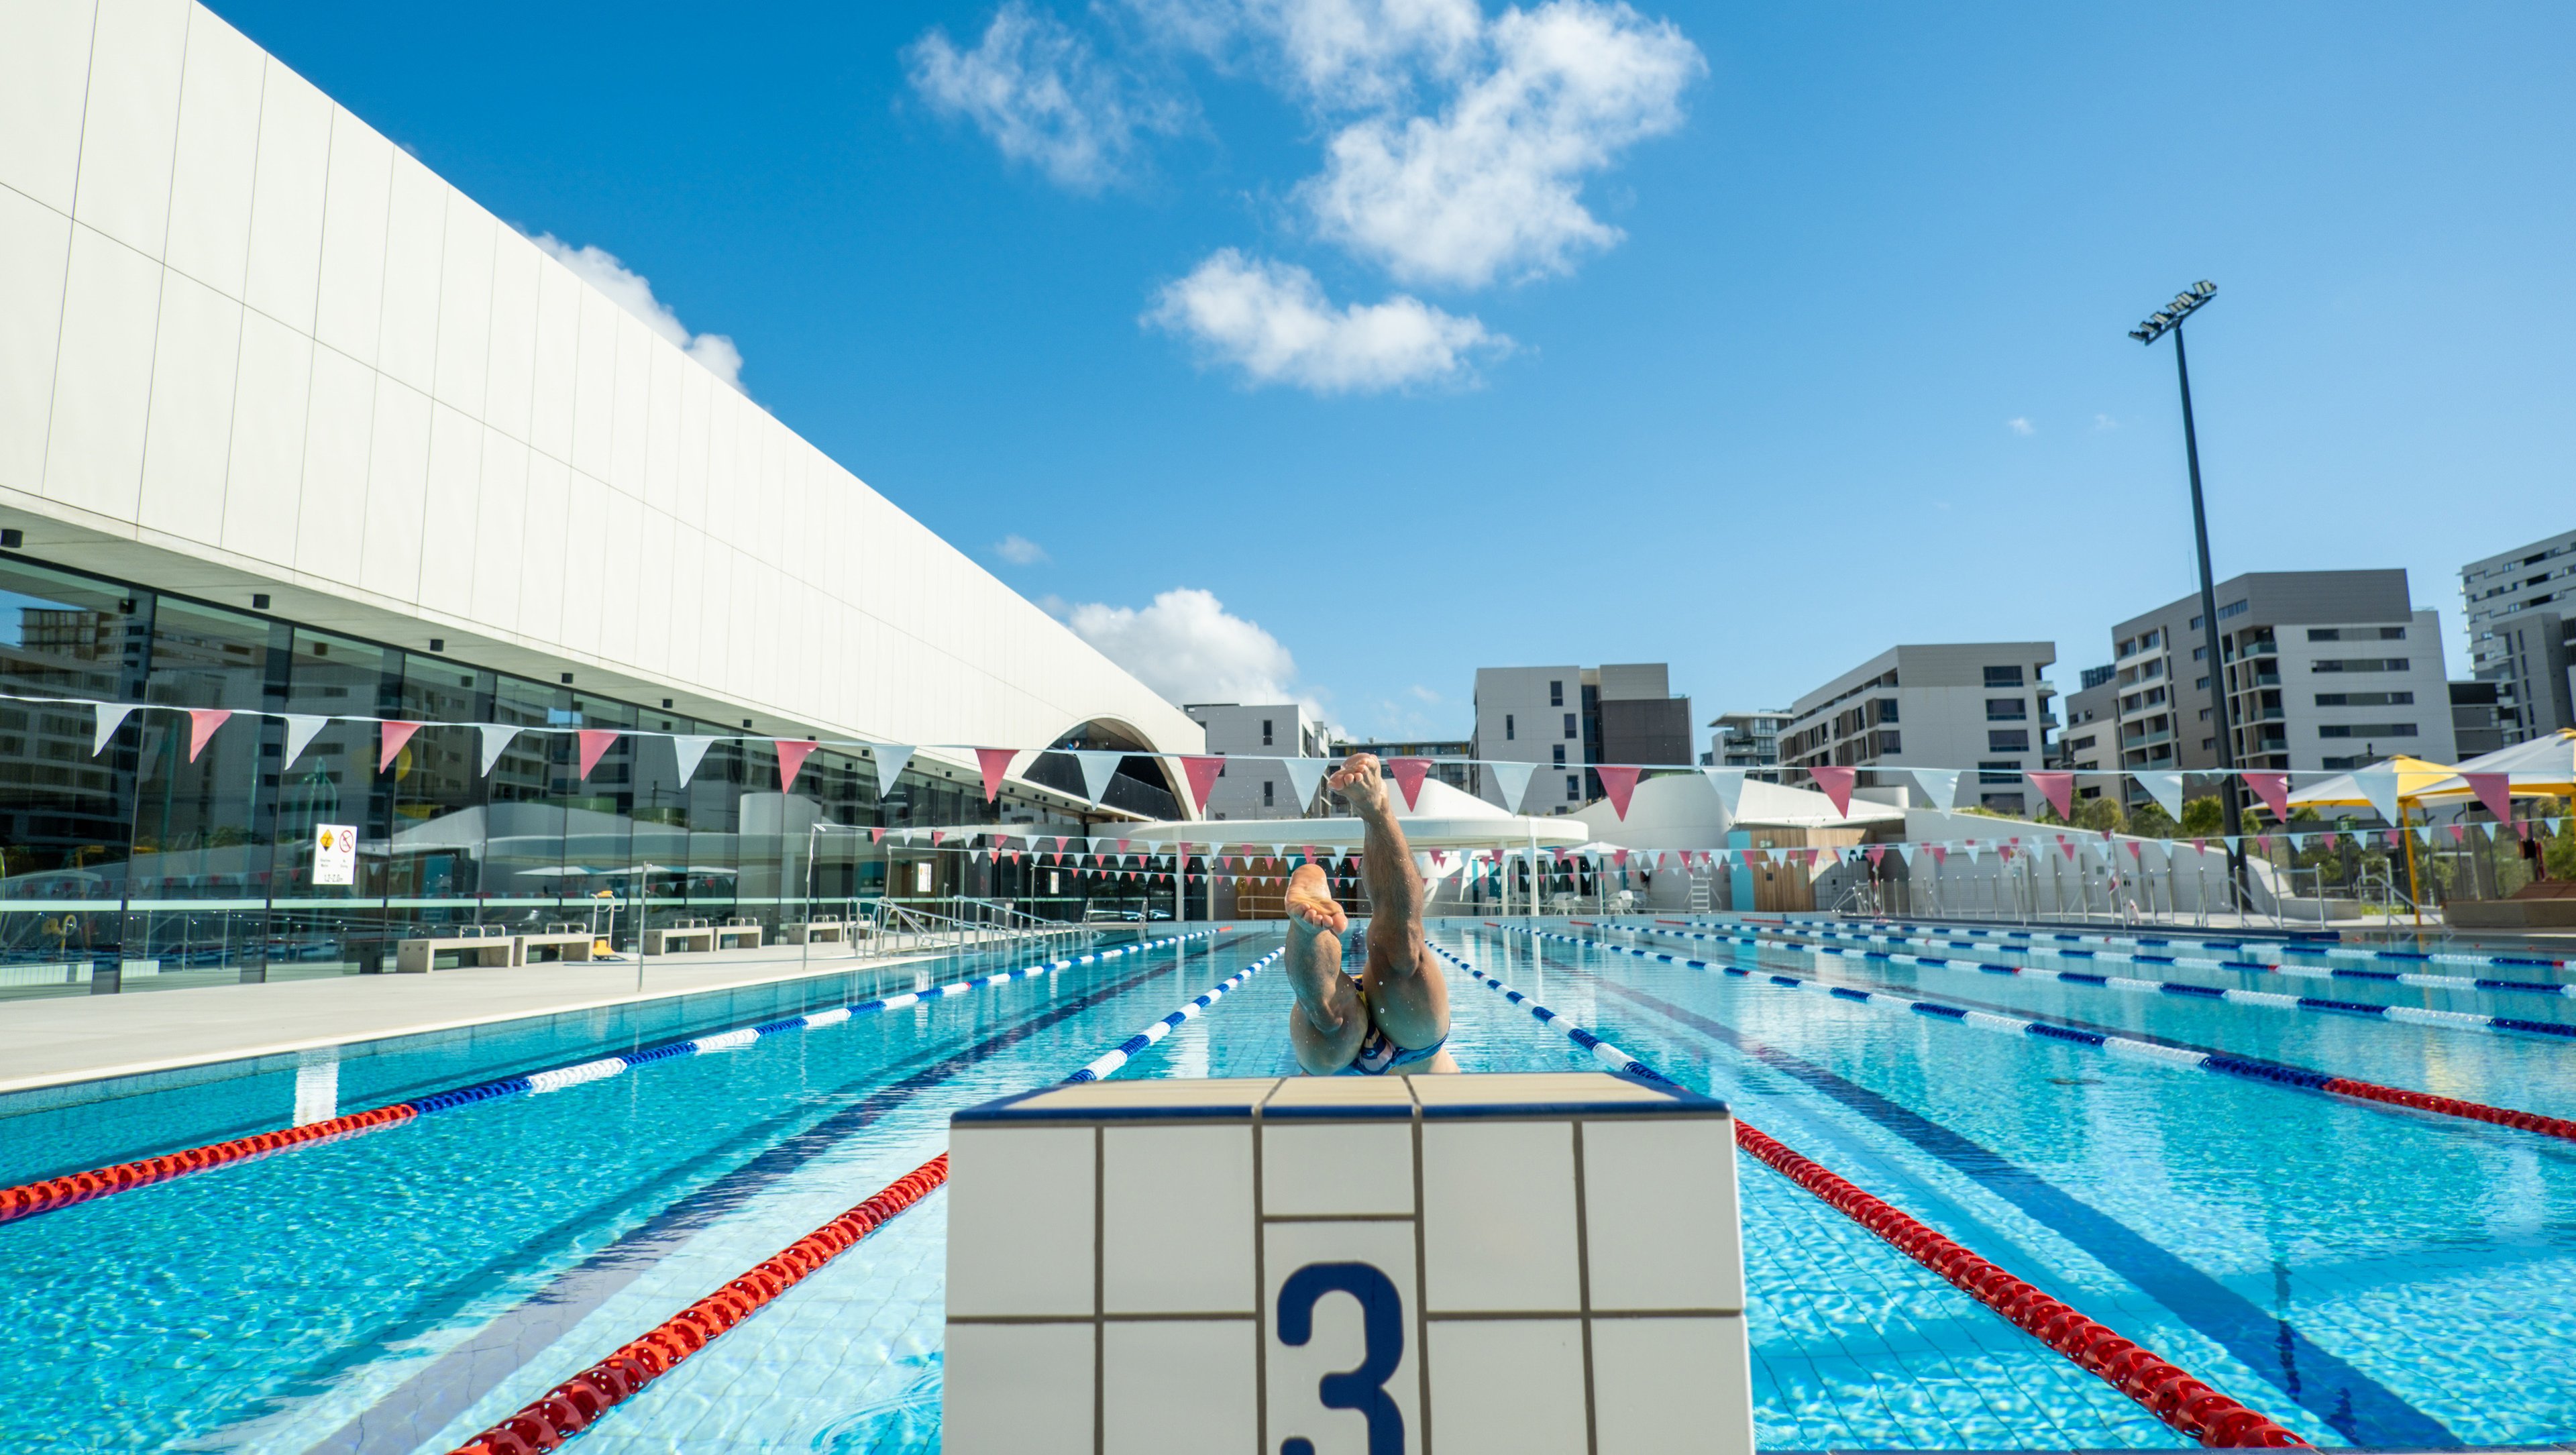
[2461,529,2576,743]
[1705,710,1790,769]
[2104,571,2455,790]
[1778,643,2057,812]
[1183,703,1330,820]
[1330,737,1474,797]
[1468,663,1693,814]
[2059,665,2118,792]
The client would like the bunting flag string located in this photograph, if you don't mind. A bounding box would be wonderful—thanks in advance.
[669,733,714,787]
[280,714,329,768]
[576,729,620,782]
[378,720,421,773]
[480,724,523,777]
[186,708,230,763]
[869,745,914,799]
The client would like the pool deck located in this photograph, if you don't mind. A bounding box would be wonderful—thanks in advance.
[0,939,1104,1096]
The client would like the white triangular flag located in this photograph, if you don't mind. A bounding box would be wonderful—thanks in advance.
[281,714,330,767]
[1911,768,1961,810]
[92,703,133,756]
[478,724,521,777]
[1896,843,1918,867]
[871,745,915,799]
[2136,771,2185,820]
[1488,760,1538,812]
[1071,749,1124,804]
[1281,757,1330,811]
[672,734,716,786]
[1701,767,1746,818]
[2351,766,2400,827]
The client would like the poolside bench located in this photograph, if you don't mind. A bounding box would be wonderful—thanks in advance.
[779,917,847,945]
[643,918,718,955]
[716,920,763,951]
[394,927,517,973]
[517,930,598,964]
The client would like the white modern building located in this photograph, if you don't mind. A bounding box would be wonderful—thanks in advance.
[1779,643,2057,813]
[1705,709,1790,769]
[1184,702,1327,819]
[2461,529,2576,743]
[1468,663,1692,814]
[2104,570,2455,788]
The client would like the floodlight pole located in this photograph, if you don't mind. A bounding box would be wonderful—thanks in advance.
[2133,282,2248,918]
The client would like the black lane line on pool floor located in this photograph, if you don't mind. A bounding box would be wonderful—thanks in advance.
[1519,939,2456,1448]
[301,950,1203,1455]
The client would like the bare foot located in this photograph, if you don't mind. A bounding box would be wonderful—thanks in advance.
[1329,753,1393,820]
[1283,863,1346,936]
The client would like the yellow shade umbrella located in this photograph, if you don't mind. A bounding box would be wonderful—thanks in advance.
[2286,755,2463,818]
[2414,729,2576,803]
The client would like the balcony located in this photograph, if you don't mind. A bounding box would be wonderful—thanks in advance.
[2121,726,2175,748]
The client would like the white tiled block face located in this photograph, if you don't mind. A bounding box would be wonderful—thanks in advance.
[1264,1220,1421,1455]
[947,1126,1095,1318]
[293,347,375,575]
[164,10,264,296]
[608,314,649,495]
[1421,1121,1582,1313]
[468,428,526,630]
[44,225,162,520]
[241,62,328,334]
[138,271,241,545]
[73,0,189,258]
[1589,1316,1753,1455]
[569,289,616,480]
[1580,1118,1743,1312]
[527,256,580,462]
[1262,1122,1415,1218]
[220,311,309,561]
[1102,1125,1254,1314]
[358,379,431,600]
[415,404,482,616]
[1104,1318,1258,1455]
[431,198,494,415]
[942,1321,1093,1455]
[482,229,540,440]
[1425,1319,1590,1455]
[375,152,447,394]
[0,0,97,213]
[313,108,391,363]
[0,191,73,494]
[515,453,568,641]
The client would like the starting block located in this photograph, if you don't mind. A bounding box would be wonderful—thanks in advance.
[943,1071,1751,1454]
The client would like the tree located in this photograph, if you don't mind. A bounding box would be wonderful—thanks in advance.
[2074,797,2125,834]
[2127,800,2178,839]
[2178,796,2224,837]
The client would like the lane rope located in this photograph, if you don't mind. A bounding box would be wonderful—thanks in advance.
[1428,942,2306,1448]
[1630,921,2576,1042]
[0,931,1226,1227]
[446,941,1277,1455]
[1695,912,2567,973]
[1510,926,2576,1146]
[1675,915,2576,1000]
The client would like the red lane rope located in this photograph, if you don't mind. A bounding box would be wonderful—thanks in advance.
[0,1104,417,1225]
[1733,1122,2304,1447]
[447,1153,949,1455]
[2320,1076,2576,1138]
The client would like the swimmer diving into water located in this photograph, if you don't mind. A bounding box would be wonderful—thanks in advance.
[1283,753,1458,1075]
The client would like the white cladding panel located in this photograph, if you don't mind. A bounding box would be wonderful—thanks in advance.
[0,1,1201,762]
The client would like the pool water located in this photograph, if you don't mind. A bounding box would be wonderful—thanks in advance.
[1,918,2571,1451]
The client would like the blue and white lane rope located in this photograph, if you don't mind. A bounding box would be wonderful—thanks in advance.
[1065,949,1278,1081]
[1689,912,2568,973]
[1625,922,2576,1044]
[1424,945,1656,1077]
[1679,918,2576,1002]
[1492,926,2576,1143]
[418,931,1224,1113]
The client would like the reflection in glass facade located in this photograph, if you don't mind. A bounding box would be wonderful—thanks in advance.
[0,554,1182,1002]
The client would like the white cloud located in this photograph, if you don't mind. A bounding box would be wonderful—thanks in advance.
[530,235,745,392]
[1129,0,1484,110]
[908,2,1182,193]
[1067,588,1311,708]
[1294,0,1705,288]
[1146,248,1507,392]
[994,533,1051,564]
[2094,413,2120,431]
[2008,417,2035,436]
[1408,683,1440,702]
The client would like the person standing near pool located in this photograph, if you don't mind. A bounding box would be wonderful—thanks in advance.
[1281,752,1458,1075]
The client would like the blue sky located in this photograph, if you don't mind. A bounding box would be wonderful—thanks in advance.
[215,1,2576,743]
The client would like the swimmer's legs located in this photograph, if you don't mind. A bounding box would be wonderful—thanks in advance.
[1334,753,1451,1062]
[1283,863,1366,1075]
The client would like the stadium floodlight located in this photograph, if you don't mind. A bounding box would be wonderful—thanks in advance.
[2130,280,2216,343]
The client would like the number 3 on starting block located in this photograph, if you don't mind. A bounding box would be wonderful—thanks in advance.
[944,1072,1752,1454]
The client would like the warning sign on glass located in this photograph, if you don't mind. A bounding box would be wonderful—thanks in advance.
[314,824,358,886]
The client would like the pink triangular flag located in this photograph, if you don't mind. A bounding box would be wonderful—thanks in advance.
[2463,772,2512,824]
[776,739,819,793]
[576,729,620,781]
[186,708,233,763]
[2384,828,2402,849]
[930,829,946,847]
[2027,771,2075,819]
[1809,765,1856,816]
[1866,845,1886,867]
[2058,837,2078,861]
[2244,771,2290,822]
[1180,756,1223,812]
[869,827,885,844]
[1930,845,1949,865]
[975,747,1018,803]
[1387,757,1432,810]
[2447,823,2466,845]
[1596,764,1642,819]
[1611,848,1629,868]
[378,720,421,773]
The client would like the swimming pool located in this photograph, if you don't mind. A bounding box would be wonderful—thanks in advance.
[1,916,2571,1450]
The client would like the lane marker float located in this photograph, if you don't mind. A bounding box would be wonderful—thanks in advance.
[447,945,1277,1454]
[1428,942,2306,1448]
[1512,927,2576,1145]
[0,931,1229,1227]
[1686,912,2568,973]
